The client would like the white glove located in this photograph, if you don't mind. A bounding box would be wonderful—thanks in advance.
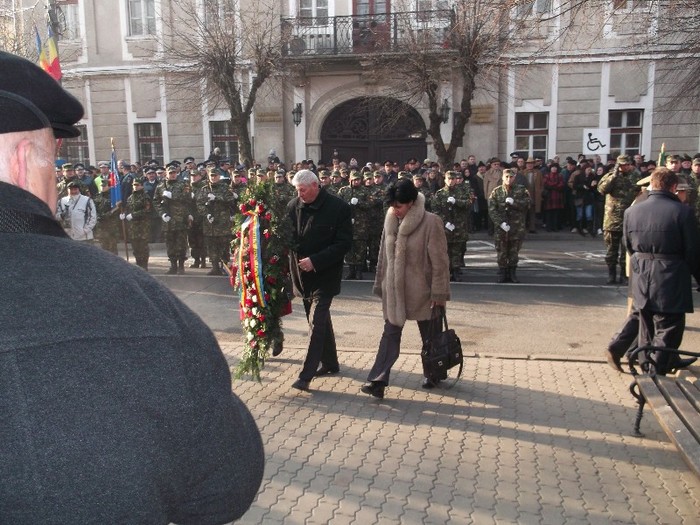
[232,192,238,199]
[162,214,171,223]
[207,214,214,224]
[162,190,172,199]
[505,197,514,205]
[500,222,511,232]
[447,196,456,204]
[119,213,126,220]
[350,197,358,205]
[188,215,194,221]
[445,222,455,232]
[126,214,133,221]
[208,193,216,201]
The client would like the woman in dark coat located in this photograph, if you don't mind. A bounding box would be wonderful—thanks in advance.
[542,164,565,231]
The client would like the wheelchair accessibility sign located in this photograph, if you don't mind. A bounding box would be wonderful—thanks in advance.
[582,128,611,155]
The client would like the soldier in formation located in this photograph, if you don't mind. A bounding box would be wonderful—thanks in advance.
[93,175,122,254]
[488,169,531,283]
[338,171,372,279]
[155,165,193,274]
[121,177,153,270]
[197,168,235,276]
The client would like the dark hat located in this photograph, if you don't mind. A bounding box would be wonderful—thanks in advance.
[145,167,156,174]
[0,51,84,138]
[683,154,692,161]
[73,163,85,169]
[477,161,486,168]
[616,154,631,164]
[66,180,80,189]
[183,156,195,164]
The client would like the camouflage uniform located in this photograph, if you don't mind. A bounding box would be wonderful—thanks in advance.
[337,176,372,279]
[196,175,235,275]
[597,161,637,283]
[57,176,90,199]
[431,174,472,281]
[488,183,530,283]
[124,184,152,270]
[273,180,297,209]
[93,186,122,255]
[155,174,192,274]
[367,176,387,272]
[188,177,208,268]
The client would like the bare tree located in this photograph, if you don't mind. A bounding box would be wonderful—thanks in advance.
[158,0,288,167]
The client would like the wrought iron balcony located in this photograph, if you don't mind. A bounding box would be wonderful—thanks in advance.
[281,9,454,57]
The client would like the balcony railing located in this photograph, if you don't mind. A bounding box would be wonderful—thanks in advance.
[281,10,454,57]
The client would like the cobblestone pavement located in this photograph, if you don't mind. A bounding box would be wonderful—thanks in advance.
[221,344,700,525]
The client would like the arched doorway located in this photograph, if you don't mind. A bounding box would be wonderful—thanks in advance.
[320,97,427,166]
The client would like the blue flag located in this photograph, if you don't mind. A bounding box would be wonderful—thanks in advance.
[109,148,122,208]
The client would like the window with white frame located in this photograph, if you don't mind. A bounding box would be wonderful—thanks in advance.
[204,0,236,25]
[299,0,329,25]
[209,121,238,161]
[515,112,548,159]
[612,0,645,10]
[609,109,642,158]
[56,0,81,41]
[516,0,554,18]
[136,123,164,164]
[128,0,156,36]
[60,124,89,163]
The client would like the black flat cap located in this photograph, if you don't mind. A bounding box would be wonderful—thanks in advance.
[0,51,84,138]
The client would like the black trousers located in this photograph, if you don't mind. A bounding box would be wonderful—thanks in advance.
[298,293,339,381]
[639,308,685,373]
[367,319,432,386]
[608,308,640,360]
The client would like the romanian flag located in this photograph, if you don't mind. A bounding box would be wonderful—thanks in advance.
[109,142,122,208]
[35,24,62,81]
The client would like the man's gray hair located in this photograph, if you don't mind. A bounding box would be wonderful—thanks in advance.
[292,169,319,187]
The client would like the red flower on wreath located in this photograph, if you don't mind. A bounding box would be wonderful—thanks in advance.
[256,329,266,337]
[264,213,272,221]
[256,204,265,214]
[249,198,256,206]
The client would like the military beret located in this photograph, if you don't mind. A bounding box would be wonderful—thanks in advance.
[61,163,74,171]
[0,51,84,138]
[66,180,80,188]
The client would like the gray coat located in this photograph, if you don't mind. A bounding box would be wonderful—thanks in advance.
[624,190,699,313]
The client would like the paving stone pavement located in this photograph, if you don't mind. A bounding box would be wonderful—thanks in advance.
[219,344,700,525]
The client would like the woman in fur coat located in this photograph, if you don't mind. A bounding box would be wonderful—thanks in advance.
[361,179,451,399]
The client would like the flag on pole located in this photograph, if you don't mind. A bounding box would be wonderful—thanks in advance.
[34,25,49,72]
[109,141,122,208]
[44,24,62,81]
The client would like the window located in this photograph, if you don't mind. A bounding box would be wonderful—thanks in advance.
[612,0,645,9]
[609,110,642,158]
[516,0,553,17]
[299,0,328,25]
[60,124,89,163]
[209,121,238,160]
[136,123,163,164]
[128,0,156,36]
[204,0,235,25]
[515,112,548,160]
[56,0,81,40]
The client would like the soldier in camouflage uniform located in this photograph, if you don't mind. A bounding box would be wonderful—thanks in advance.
[597,155,638,285]
[366,171,386,272]
[155,165,193,275]
[327,170,343,196]
[93,176,122,255]
[488,169,531,283]
[121,177,152,270]
[188,167,208,268]
[338,171,372,279]
[431,171,472,282]
[413,173,433,210]
[56,163,90,199]
[273,169,297,207]
[197,168,235,276]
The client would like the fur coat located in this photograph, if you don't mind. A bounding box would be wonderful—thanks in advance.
[373,192,450,327]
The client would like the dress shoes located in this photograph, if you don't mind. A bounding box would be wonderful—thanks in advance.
[272,341,283,357]
[605,348,624,373]
[670,357,697,373]
[422,377,437,389]
[360,382,385,399]
[291,379,310,391]
[314,364,340,377]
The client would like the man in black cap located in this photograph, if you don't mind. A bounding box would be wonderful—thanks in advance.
[0,51,263,523]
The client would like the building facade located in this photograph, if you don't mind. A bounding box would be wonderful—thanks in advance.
[13,0,700,167]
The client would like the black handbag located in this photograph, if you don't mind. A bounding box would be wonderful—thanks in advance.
[421,307,463,382]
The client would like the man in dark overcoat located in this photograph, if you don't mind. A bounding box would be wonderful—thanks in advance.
[624,167,700,373]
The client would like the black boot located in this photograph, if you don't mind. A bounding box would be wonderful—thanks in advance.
[607,266,617,285]
[509,266,520,283]
[619,266,628,286]
[587,221,596,237]
[207,261,221,276]
[578,220,586,236]
[177,259,186,275]
[497,268,508,283]
[166,259,178,275]
[344,265,356,280]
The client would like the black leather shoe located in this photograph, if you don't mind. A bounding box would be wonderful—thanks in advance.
[605,348,624,373]
[314,364,340,377]
[671,357,697,372]
[272,341,283,357]
[422,377,437,389]
[361,382,385,399]
[291,379,310,391]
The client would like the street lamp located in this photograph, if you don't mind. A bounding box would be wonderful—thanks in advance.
[292,103,303,126]
[440,98,451,124]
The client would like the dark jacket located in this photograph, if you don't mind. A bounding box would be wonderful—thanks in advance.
[0,181,264,524]
[624,190,700,313]
[287,187,352,297]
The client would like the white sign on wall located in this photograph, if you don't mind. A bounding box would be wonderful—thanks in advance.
[582,128,611,155]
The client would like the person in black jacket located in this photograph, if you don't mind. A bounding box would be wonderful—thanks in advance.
[0,51,263,524]
[624,167,700,374]
[287,169,352,391]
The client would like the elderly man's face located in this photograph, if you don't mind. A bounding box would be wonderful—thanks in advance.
[295,182,320,204]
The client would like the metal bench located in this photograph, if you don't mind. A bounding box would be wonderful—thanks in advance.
[628,346,700,476]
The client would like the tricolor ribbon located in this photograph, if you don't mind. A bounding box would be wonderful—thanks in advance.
[237,212,267,308]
